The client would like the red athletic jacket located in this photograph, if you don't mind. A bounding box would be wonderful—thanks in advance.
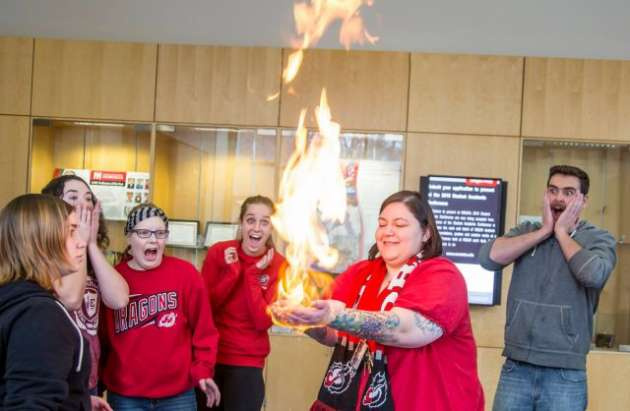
[100,256,218,398]
[201,240,284,368]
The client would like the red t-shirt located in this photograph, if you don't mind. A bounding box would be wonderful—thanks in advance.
[331,257,484,411]
[201,240,284,368]
[100,256,218,398]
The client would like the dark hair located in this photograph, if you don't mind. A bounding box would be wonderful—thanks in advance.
[368,190,442,261]
[547,165,590,195]
[42,175,110,251]
[237,195,276,248]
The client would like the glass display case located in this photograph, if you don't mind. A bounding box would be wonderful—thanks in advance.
[30,119,152,255]
[279,130,405,273]
[153,125,278,267]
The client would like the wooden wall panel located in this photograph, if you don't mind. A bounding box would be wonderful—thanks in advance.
[32,39,157,121]
[477,346,503,410]
[587,351,630,410]
[0,115,29,207]
[523,58,630,141]
[408,54,523,136]
[0,37,33,115]
[404,133,521,347]
[280,49,409,131]
[265,335,332,411]
[156,45,281,126]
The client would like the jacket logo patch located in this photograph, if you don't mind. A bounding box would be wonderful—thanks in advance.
[114,291,178,334]
[323,361,355,395]
[224,247,238,264]
[361,371,388,408]
[259,274,270,289]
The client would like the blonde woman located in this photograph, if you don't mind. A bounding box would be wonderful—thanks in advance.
[0,194,90,409]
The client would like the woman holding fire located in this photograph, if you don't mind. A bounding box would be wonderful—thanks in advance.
[272,190,484,411]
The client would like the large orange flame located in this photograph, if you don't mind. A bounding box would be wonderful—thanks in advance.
[270,0,377,328]
[272,90,345,308]
[283,0,378,83]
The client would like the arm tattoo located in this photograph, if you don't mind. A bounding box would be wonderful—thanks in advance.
[329,309,401,344]
[413,312,443,337]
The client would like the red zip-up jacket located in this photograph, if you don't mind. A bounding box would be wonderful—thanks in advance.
[201,240,284,368]
[100,256,218,398]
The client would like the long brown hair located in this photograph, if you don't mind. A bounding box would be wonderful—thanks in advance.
[368,190,443,260]
[0,194,75,289]
[236,195,276,248]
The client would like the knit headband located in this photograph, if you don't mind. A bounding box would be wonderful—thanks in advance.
[124,204,169,235]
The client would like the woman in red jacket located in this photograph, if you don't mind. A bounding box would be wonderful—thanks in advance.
[199,195,285,411]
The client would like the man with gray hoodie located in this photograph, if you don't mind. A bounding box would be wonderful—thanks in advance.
[479,165,617,411]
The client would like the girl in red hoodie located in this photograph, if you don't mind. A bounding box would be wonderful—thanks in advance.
[198,195,285,411]
[100,203,221,410]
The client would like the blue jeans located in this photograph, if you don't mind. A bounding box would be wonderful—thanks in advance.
[108,389,196,411]
[493,359,587,411]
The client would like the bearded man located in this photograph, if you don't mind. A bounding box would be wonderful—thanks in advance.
[479,164,617,411]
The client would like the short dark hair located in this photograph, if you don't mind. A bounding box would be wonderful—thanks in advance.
[368,190,442,260]
[547,165,590,195]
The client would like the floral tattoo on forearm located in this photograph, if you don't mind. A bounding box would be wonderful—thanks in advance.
[329,309,401,344]
[328,309,444,345]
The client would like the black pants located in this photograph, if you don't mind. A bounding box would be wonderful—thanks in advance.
[196,364,265,411]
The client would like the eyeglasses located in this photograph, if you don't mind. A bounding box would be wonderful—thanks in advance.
[130,229,169,239]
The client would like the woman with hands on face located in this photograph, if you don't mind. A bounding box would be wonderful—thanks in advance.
[272,190,484,411]
[198,195,285,411]
[42,175,129,411]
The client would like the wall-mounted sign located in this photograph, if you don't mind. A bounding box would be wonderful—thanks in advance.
[420,175,507,305]
[55,168,150,221]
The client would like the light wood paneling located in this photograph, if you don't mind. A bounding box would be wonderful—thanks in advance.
[156,45,281,125]
[32,39,157,121]
[477,346,503,410]
[405,133,521,347]
[280,49,409,131]
[523,58,630,141]
[0,115,29,207]
[0,37,33,116]
[265,334,332,411]
[587,351,630,410]
[408,54,523,136]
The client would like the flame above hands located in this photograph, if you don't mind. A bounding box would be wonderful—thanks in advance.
[269,0,378,327]
[284,0,378,83]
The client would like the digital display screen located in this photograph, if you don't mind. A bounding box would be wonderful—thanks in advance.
[420,175,507,305]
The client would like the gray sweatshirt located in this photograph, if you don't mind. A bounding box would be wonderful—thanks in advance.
[479,220,617,370]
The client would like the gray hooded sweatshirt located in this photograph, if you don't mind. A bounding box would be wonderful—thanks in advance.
[479,220,617,370]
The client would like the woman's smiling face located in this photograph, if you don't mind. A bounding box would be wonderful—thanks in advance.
[376,201,428,272]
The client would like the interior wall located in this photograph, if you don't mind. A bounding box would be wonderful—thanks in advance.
[1,35,630,410]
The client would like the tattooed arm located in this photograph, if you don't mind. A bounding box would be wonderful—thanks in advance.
[278,299,443,349]
[328,307,443,348]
